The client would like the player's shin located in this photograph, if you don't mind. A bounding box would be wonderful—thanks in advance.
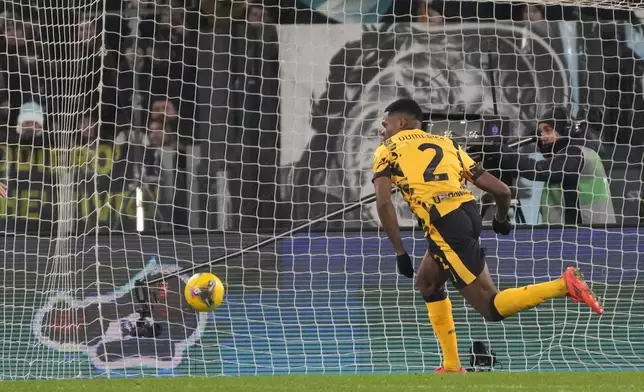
[490,278,568,319]
[425,287,461,371]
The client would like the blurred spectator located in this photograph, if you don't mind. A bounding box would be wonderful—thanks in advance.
[200,0,249,31]
[77,112,99,145]
[523,4,545,22]
[135,6,198,144]
[15,101,44,142]
[142,118,184,229]
[142,119,177,185]
[202,4,279,231]
[146,119,177,149]
[149,96,179,132]
[147,120,166,148]
[121,36,149,130]
[123,40,144,72]
[76,16,131,141]
[490,106,616,225]
[247,4,267,24]
[0,15,44,130]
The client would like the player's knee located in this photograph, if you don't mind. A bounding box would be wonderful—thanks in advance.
[483,311,505,322]
[485,293,505,322]
[415,274,431,296]
[418,280,447,303]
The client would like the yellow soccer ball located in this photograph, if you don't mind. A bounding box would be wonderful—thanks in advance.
[184,272,225,312]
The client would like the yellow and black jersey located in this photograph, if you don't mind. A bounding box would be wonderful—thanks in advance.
[372,128,483,234]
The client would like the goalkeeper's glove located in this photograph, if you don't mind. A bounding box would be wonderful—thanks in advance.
[396,253,415,279]
[492,215,513,235]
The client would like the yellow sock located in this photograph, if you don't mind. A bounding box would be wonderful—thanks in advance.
[426,298,461,371]
[493,278,568,318]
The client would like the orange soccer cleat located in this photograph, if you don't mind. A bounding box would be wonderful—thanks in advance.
[562,266,604,315]
[435,366,466,373]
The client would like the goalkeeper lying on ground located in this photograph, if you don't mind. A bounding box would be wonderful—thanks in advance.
[372,98,604,373]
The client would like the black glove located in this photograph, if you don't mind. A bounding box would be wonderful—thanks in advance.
[396,253,415,278]
[492,215,513,235]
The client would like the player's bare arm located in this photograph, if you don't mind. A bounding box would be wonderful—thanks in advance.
[472,171,511,221]
[373,175,414,278]
[0,182,7,198]
[374,176,405,254]
[459,150,512,235]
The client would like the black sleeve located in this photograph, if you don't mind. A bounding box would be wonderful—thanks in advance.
[469,162,486,181]
[500,147,584,184]
[372,166,391,183]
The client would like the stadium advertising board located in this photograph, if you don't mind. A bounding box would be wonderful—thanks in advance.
[6,229,640,377]
[277,21,641,227]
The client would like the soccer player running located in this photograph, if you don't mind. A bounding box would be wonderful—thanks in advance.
[372,98,604,373]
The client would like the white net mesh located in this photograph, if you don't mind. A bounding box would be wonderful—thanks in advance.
[1,0,644,379]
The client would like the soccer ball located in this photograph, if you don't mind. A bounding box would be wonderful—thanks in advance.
[184,272,225,312]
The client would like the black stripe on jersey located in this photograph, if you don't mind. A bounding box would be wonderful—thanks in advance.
[451,139,466,181]
[469,163,486,181]
[390,162,405,177]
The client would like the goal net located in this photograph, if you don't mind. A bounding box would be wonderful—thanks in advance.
[1,0,643,379]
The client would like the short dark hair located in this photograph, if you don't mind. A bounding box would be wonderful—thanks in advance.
[384,98,424,122]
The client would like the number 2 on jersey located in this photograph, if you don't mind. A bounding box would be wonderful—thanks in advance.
[418,143,448,182]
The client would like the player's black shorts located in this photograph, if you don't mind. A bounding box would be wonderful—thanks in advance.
[425,200,485,289]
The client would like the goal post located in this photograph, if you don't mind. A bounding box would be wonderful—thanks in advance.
[1,0,644,379]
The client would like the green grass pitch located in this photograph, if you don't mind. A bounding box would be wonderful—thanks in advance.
[4,372,643,392]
